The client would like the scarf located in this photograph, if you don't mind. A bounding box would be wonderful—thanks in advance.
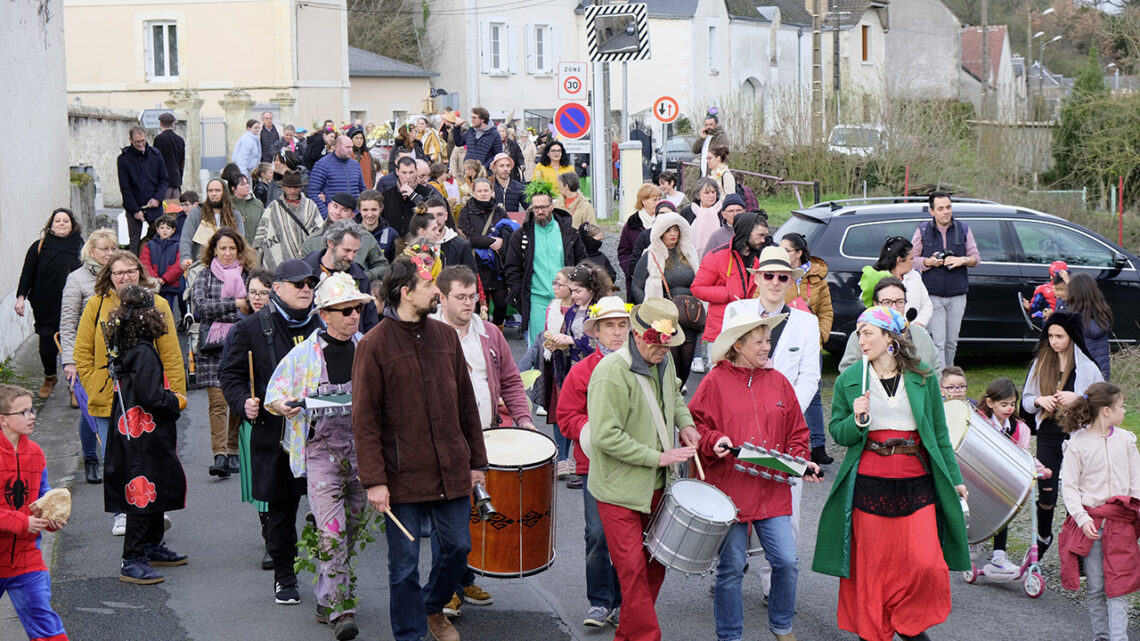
[688,200,722,255]
[207,258,247,343]
[84,256,103,277]
[270,291,313,328]
[636,208,654,231]
[472,197,497,215]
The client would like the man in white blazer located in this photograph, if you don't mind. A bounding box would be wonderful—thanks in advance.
[723,245,820,598]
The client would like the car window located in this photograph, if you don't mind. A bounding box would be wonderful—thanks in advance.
[963,219,1010,262]
[839,220,925,258]
[1011,220,1114,267]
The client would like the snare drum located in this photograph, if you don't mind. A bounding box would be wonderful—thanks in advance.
[943,399,1036,544]
[644,479,738,575]
[468,428,558,577]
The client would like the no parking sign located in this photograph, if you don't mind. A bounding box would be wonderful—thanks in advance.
[553,103,591,140]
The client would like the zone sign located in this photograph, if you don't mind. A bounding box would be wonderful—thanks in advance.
[558,61,589,101]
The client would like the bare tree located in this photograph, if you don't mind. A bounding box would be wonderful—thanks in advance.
[346,0,433,67]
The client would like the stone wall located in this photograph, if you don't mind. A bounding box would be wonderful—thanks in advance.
[69,104,149,209]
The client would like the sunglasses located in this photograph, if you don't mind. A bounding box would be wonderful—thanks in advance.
[760,272,790,283]
[327,304,364,317]
[289,279,318,290]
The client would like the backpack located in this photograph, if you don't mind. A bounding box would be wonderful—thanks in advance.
[737,181,759,212]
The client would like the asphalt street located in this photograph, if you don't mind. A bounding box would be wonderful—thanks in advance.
[1,327,1128,641]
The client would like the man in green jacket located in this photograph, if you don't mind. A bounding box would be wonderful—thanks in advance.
[586,297,699,641]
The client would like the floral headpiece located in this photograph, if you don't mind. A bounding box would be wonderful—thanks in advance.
[408,254,434,282]
[639,319,677,345]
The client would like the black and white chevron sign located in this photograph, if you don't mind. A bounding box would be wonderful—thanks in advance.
[585,2,650,62]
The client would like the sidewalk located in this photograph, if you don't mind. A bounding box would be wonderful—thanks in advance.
[0,334,83,639]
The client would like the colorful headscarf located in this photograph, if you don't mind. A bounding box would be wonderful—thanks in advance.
[856,305,907,336]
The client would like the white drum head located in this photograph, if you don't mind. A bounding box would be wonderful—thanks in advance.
[483,428,558,467]
[942,399,971,450]
[579,424,593,459]
[670,479,737,522]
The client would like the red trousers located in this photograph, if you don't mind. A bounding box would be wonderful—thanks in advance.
[597,490,665,641]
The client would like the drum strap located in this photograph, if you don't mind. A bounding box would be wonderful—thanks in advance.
[618,348,679,483]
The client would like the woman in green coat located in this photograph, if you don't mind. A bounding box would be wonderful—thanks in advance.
[812,306,969,641]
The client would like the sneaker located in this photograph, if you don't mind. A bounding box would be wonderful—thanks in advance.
[426,612,459,641]
[567,475,583,489]
[1036,535,1053,559]
[443,592,462,617]
[275,582,301,605]
[120,558,164,584]
[462,583,493,605]
[316,604,332,624]
[583,605,609,628]
[606,606,620,627]
[983,550,1020,577]
[557,459,571,478]
[332,614,359,640]
[144,542,188,566]
[535,406,548,417]
[112,513,126,536]
[691,356,706,373]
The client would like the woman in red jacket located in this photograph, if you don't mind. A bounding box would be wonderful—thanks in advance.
[689,311,820,641]
[556,296,631,630]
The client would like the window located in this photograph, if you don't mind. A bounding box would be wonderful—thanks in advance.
[707,24,720,73]
[535,25,547,71]
[146,21,179,81]
[1011,220,1115,267]
[526,23,555,75]
[840,220,924,259]
[861,25,870,62]
[490,23,505,74]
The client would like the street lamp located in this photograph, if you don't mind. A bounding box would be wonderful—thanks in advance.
[1026,7,1055,120]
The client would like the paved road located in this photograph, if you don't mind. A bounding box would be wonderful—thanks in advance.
[0,328,1121,641]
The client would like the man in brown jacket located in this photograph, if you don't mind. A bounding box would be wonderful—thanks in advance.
[353,255,487,641]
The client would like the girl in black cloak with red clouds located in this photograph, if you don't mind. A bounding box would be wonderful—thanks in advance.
[102,285,188,585]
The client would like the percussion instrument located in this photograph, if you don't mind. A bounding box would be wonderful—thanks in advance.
[468,428,557,577]
[644,478,737,575]
[943,399,1036,544]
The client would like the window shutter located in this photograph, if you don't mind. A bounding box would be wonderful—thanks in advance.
[525,23,537,75]
[480,21,491,74]
[144,24,154,81]
[508,23,521,74]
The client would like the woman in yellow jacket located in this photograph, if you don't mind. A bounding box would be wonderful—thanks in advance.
[780,232,836,465]
[532,141,576,187]
[75,250,186,534]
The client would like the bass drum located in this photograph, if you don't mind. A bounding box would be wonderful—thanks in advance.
[943,399,1036,544]
[468,428,558,577]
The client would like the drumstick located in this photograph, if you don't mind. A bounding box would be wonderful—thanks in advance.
[692,451,705,481]
[384,509,415,542]
[247,351,256,400]
[857,354,871,425]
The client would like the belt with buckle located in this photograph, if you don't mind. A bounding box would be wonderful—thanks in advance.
[867,438,920,456]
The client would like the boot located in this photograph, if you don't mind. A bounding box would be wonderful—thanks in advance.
[811,445,834,465]
[209,454,231,478]
[84,458,102,484]
[38,376,57,399]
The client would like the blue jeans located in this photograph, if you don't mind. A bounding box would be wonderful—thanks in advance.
[714,517,798,639]
[552,425,572,461]
[82,416,110,461]
[805,387,826,449]
[385,496,472,641]
[582,475,621,609]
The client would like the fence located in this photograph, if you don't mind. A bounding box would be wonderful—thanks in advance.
[1027,188,1088,212]
[681,161,821,207]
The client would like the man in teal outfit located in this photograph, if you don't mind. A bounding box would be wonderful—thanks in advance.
[503,183,587,344]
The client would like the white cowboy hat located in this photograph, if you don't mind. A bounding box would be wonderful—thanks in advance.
[583,296,632,338]
[709,311,787,363]
[311,272,373,315]
[746,246,805,280]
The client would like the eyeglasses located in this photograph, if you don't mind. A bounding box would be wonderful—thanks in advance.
[111,269,138,278]
[288,280,317,290]
[249,289,271,299]
[450,294,479,303]
[327,304,364,317]
[941,385,967,392]
[760,272,790,283]
[3,408,35,419]
[878,298,906,307]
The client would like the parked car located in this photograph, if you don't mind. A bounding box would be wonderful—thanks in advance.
[827,124,886,157]
[774,198,1140,354]
[650,135,697,182]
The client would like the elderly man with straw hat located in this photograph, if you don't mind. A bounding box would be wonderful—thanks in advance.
[265,271,374,640]
[724,244,822,600]
[690,311,821,641]
[557,296,632,629]
[586,296,700,641]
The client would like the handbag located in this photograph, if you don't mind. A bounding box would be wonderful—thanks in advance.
[650,254,706,331]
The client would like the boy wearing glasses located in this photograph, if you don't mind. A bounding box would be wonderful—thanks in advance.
[0,384,70,641]
[265,272,374,640]
[939,366,975,406]
[723,245,821,602]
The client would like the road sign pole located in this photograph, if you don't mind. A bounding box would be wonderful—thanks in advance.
[621,62,629,145]
[591,61,608,219]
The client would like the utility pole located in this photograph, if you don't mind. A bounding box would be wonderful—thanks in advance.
[831,0,840,127]
[812,0,823,142]
[981,0,989,119]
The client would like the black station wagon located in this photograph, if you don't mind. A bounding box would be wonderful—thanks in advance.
[774,198,1140,355]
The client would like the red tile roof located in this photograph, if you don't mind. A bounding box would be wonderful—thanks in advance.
[961,25,1006,85]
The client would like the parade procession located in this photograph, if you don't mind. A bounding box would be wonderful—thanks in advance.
[5,1,1140,640]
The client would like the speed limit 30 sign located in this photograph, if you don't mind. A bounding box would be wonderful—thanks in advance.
[558,61,589,101]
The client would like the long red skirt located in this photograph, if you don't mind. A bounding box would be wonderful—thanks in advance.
[838,431,952,641]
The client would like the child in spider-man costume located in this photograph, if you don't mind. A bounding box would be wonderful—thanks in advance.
[0,384,69,641]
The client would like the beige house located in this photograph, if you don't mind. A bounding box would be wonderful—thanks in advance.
[348,47,438,125]
[63,0,351,125]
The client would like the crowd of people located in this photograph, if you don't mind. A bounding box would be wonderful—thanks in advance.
[3,106,1139,641]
